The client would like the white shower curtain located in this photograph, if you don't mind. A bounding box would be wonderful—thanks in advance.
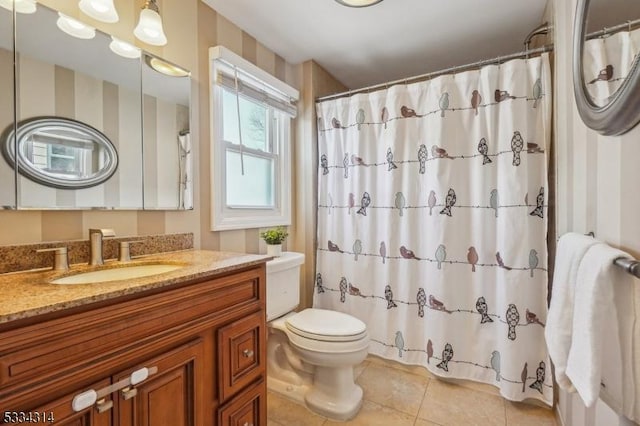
[583,27,640,106]
[314,54,552,404]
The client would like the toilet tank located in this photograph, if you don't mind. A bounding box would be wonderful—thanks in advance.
[266,252,305,321]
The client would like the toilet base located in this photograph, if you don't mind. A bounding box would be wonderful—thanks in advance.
[267,375,309,406]
[304,365,364,421]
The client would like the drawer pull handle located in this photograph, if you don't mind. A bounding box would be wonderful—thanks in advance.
[243,349,254,358]
[243,423,253,426]
[96,398,113,413]
[121,386,138,400]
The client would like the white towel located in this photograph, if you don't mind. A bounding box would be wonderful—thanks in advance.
[565,243,636,412]
[178,133,193,209]
[546,233,599,390]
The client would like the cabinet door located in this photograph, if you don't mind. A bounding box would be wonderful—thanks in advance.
[24,379,112,426]
[218,311,265,402]
[116,339,204,426]
[218,380,266,426]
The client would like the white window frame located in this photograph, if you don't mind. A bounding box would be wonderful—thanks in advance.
[209,46,298,231]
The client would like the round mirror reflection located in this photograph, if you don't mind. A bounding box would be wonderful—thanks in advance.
[1,117,118,189]
[582,0,640,107]
[573,0,640,135]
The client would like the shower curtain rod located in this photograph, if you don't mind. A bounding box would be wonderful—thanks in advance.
[316,44,554,102]
[586,17,640,40]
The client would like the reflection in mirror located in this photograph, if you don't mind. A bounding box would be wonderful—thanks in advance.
[15,2,143,208]
[582,0,640,107]
[142,53,192,210]
[2,117,118,189]
[0,4,15,208]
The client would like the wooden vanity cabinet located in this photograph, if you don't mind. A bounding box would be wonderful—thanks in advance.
[0,263,268,426]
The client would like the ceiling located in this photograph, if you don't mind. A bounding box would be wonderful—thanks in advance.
[203,0,549,89]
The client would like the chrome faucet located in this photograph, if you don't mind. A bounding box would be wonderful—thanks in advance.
[89,228,116,266]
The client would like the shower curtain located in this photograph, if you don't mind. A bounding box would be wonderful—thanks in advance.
[583,27,640,107]
[314,53,552,404]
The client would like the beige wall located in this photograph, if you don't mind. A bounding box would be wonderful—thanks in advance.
[291,61,348,309]
[0,0,301,252]
[554,0,640,424]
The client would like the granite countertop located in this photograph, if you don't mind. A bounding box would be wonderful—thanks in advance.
[0,250,271,324]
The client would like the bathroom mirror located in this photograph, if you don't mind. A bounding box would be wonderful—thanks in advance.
[573,0,640,135]
[1,117,118,189]
[0,5,15,209]
[2,2,192,210]
[142,53,193,210]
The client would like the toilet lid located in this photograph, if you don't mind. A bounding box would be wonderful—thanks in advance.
[285,308,367,342]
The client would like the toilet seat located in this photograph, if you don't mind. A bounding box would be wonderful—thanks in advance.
[285,308,367,342]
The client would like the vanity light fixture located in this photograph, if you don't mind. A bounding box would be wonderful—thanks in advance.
[56,12,96,39]
[0,0,37,14]
[145,56,189,77]
[334,0,383,7]
[78,0,119,23]
[109,36,141,59]
[134,0,167,46]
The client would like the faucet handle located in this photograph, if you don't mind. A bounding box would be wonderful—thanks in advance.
[90,228,116,237]
[36,247,69,271]
[118,240,144,262]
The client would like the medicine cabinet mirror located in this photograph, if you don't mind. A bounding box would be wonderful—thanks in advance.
[0,2,192,210]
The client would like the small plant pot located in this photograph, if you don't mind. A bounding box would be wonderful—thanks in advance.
[266,244,282,257]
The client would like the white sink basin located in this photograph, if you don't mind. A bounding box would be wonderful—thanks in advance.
[50,264,184,285]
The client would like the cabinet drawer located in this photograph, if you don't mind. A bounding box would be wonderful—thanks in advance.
[218,380,265,426]
[218,311,265,402]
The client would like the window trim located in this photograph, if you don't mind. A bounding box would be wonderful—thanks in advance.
[209,47,296,231]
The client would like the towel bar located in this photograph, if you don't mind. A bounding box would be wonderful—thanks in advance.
[586,232,640,279]
[613,257,640,279]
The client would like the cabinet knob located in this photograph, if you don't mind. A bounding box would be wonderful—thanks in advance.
[95,398,113,413]
[242,349,254,358]
[121,386,138,400]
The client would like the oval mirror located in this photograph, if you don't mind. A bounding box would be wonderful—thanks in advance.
[1,117,118,189]
[573,0,640,136]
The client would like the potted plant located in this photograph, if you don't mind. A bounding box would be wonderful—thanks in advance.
[260,226,288,257]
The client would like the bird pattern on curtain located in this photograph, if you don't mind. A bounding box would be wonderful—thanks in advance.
[583,27,640,106]
[314,54,553,405]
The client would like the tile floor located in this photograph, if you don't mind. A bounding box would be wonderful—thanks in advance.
[267,356,558,426]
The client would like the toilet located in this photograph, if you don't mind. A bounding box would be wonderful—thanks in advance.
[266,252,369,421]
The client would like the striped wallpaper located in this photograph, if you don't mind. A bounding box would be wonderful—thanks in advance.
[554,0,640,424]
[13,54,143,209]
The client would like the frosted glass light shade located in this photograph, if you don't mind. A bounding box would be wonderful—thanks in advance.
[56,13,96,39]
[109,36,141,59]
[0,0,37,14]
[79,0,119,23]
[335,0,383,6]
[146,57,189,77]
[134,8,167,46]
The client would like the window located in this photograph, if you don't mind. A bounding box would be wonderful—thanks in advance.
[210,46,298,231]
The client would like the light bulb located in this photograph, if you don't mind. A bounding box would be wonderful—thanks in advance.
[78,0,119,23]
[0,0,37,14]
[56,13,96,39]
